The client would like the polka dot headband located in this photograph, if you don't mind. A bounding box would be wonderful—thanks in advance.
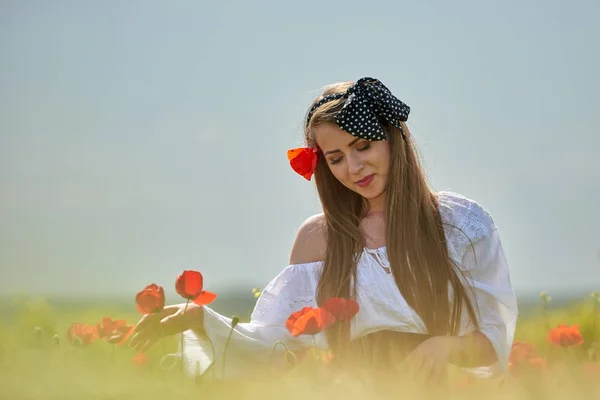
[287,77,410,181]
[305,77,410,141]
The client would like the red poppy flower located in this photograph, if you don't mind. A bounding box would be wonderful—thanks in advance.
[547,324,584,347]
[97,317,127,339]
[322,351,334,365]
[175,270,217,306]
[509,340,537,364]
[527,357,546,372]
[287,147,318,181]
[322,297,360,322]
[67,323,99,346]
[286,307,336,337]
[106,324,136,345]
[509,355,547,378]
[132,352,148,365]
[452,375,472,390]
[135,284,165,314]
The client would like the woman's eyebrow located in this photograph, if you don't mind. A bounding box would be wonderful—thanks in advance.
[324,137,361,155]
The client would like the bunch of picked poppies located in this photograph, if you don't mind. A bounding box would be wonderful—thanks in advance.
[132,270,218,368]
[135,270,217,316]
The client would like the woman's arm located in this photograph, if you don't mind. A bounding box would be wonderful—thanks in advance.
[400,226,517,382]
[289,213,327,264]
[443,331,498,367]
[455,226,518,376]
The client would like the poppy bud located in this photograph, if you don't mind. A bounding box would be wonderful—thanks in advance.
[33,326,45,339]
[285,351,297,366]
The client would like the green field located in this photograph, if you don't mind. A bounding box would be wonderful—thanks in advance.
[0,291,598,400]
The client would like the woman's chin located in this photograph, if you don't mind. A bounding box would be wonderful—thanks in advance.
[357,186,387,203]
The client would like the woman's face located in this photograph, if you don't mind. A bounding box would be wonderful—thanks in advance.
[313,122,391,203]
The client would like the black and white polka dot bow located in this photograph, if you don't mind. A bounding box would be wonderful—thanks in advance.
[306,77,410,141]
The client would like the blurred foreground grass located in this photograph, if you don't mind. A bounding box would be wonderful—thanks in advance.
[0,292,599,400]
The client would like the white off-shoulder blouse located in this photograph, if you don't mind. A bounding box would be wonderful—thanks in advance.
[181,191,518,380]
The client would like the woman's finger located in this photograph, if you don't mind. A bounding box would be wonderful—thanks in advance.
[159,311,186,337]
[409,353,428,379]
[129,332,148,352]
[133,306,180,334]
[415,357,433,381]
[129,330,147,349]
[421,359,436,385]
[134,328,161,352]
[129,322,159,350]
[132,313,182,352]
[131,337,148,353]
[425,362,447,388]
[396,354,414,377]
[137,334,159,353]
[133,313,159,334]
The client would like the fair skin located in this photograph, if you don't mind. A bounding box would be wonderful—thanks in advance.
[131,122,497,386]
[314,122,390,216]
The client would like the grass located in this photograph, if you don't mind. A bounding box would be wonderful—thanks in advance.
[0,292,598,400]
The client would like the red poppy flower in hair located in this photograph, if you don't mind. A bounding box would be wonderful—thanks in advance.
[287,147,318,181]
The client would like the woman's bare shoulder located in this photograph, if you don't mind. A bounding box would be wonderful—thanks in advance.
[289,213,327,265]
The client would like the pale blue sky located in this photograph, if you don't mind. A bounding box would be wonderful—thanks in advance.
[1,0,598,297]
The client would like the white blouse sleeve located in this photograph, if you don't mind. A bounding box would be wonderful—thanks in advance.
[458,227,518,378]
[181,262,325,380]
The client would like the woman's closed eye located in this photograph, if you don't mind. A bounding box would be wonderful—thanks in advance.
[329,143,370,165]
[330,156,343,165]
[357,143,371,151]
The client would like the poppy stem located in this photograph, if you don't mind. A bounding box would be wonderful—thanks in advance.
[111,343,115,366]
[593,293,599,346]
[540,293,551,352]
[542,298,549,331]
[207,335,216,380]
[311,335,319,385]
[269,340,293,370]
[181,299,190,373]
[221,316,239,379]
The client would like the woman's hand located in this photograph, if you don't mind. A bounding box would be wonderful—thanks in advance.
[397,336,452,387]
[129,303,204,353]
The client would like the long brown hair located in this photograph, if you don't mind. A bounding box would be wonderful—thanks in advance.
[305,82,480,355]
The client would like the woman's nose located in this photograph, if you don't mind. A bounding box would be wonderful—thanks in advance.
[347,153,364,176]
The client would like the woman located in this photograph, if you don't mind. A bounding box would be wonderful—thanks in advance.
[130,77,518,386]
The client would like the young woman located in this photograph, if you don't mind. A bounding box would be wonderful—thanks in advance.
[130,77,518,386]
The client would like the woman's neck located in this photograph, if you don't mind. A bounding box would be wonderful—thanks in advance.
[366,191,386,214]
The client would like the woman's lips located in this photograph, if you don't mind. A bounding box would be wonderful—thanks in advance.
[356,174,375,188]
